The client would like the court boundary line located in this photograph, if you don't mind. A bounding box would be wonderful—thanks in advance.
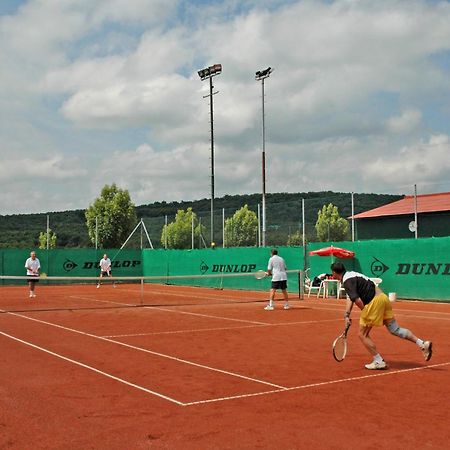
[3,310,287,390]
[102,319,340,338]
[1,310,448,408]
[0,329,185,406]
[183,361,450,406]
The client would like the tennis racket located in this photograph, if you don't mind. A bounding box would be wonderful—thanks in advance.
[254,270,268,280]
[40,272,47,278]
[332,320,351,362]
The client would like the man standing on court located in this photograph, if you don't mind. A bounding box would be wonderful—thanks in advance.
[331,262,432,370]
[97,253,114,288]
[25,251,40,298]
[264,248,290,310]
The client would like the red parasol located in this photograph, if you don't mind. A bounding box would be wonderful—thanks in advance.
[309,245,355,259]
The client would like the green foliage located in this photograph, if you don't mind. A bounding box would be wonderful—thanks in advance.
[85,184,137,248]
[38,229,57,249]
[0,191,402,248]
[224,205,258,247]
[315,203,350,242]
[161,208,204,249]
[287,230,302,246]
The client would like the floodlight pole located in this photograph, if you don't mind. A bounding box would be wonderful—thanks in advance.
[255,67,273,247]
[198,64,222,245]
[209,75,215,244]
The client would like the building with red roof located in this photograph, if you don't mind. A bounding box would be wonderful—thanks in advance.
[352,192,450,239]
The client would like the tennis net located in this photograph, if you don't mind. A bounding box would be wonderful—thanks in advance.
[0,270,303,312]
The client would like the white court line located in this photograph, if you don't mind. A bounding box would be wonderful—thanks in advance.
[4,311,286,390]
[102,319,340,338]
[183,361,450,406]
[147,306,270,325]
[0,330,184,406]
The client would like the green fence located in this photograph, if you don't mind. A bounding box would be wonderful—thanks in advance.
[307,237,450,301]
[142,246,303,292]
[0,249,142,277]
[1,238,449,301]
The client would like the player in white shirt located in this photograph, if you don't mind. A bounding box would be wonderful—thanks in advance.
[264,249,290,310]
[97,254,115,288]
[25,251,40,298]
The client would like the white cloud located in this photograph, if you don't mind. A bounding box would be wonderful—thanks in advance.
[386,109,422,134]
[365,134,450,187]
[1,0,450,215]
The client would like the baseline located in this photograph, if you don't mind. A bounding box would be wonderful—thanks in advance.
[184,361,450,406]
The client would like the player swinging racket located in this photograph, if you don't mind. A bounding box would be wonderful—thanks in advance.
[331,262,432,370]
[97,254,115,288]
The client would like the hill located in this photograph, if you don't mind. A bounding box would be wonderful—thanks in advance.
[0,191,402,248]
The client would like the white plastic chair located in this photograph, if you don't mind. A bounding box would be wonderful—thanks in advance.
[306,281,322,297]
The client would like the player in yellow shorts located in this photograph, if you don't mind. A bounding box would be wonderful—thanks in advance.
[331,262,432,370]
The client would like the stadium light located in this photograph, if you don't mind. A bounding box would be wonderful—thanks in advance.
[255,67,273,247]
[198,63,222,245]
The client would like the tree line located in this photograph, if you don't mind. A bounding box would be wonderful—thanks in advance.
[0,185,402,249]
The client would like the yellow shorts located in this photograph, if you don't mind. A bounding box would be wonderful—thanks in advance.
[360,292,394,327]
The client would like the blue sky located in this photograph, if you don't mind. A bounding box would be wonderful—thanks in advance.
[1,0,450,214]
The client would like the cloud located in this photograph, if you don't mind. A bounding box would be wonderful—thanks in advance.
[386,109,422,134]
[365,134,450,188]
[1,0,450,215]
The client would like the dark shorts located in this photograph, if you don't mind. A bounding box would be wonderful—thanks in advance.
[101,271,112,276]
[27,276,39,283]
[271,280,287,290]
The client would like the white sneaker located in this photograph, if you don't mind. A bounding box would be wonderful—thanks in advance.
[283,304,290,310]
[97,284,100,289]
[365,360,387,370]
[32,293,36,298]
[264,305,274,311]
[422,341,432,361]
[29,293,33,298]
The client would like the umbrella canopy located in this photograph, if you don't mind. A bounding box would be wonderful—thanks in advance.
[309,245,355,259]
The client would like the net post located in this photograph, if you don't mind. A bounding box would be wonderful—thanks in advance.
[298,270,304,300]
[140,277,144,305]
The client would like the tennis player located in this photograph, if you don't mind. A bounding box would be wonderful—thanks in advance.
[97,254,114,288]
[331,262,432,370]
[264,248,290,310]
[25,251,40,298]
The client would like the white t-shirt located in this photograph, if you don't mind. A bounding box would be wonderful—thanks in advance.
[99,258,111,272]
[25,257,40,276]
[267,254,287,281]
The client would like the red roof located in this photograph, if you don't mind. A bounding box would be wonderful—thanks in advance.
[353,192,450,219]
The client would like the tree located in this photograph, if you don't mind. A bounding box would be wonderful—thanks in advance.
[38,229,57,249]
[224,205,258,247]
[315,203,350,242]
[85,184,137,248]
[287,230,302,246]
[161,208,204,249]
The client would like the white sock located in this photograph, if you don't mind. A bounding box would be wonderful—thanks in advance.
[374,353,383,363]
[416,339,424,348]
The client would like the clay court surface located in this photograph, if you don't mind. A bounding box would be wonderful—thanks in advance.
[1,283,449,449]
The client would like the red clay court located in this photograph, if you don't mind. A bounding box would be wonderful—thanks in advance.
[1,282,449,449]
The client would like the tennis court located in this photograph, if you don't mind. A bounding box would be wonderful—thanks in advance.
[1,280,449,449]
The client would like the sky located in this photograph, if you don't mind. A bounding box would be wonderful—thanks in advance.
[1,0,450,215]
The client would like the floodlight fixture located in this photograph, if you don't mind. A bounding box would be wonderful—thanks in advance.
[198,64,222,81]
[255,67,273,81]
